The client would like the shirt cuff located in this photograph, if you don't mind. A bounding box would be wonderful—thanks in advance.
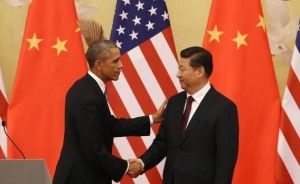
[124,161,129,175]
[149,115,154,125]
[138,158,145,169]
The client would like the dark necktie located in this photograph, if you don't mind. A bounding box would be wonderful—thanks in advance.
[181,96,194,137]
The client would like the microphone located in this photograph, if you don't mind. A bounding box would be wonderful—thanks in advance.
[1,120,26,159]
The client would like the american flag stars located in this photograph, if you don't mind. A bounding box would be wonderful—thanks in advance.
[112,0,170,53]
[109,0,178,183]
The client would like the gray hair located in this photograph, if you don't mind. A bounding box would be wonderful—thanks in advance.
[86,40,118,68]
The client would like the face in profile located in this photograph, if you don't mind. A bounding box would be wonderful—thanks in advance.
[176,57,203,93]
[99,48,123,82]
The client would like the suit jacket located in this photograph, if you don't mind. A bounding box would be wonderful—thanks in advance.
[53,74,150,184]
[140,86,239,184]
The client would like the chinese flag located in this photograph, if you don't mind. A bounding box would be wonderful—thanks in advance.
[7,0,87,178]
[203,0,281,183]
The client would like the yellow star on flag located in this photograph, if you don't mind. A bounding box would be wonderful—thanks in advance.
[207,25,224,43]
[26,33,43,50]
[52,37,68,56]
[75,20,80,32]
[203,1,282,183]
[7,0,88,178]
[232,31,248,49]
[256,15,266,32]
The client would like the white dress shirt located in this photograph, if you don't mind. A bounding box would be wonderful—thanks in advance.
[184,82,211,128]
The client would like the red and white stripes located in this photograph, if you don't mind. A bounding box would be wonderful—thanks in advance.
[109,29,180,184]
[277,24,300,184]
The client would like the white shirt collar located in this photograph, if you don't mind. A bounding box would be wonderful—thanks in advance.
[88,70,106,93]
[187,82,211,104]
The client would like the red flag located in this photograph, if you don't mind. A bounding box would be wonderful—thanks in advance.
[0,89,8,121]
[0,91,8,120]
[7,0,87,178]
[0,66,8,158]
[110,0,179,183]
[276,21,300,184]
[203,0,281,183]
[0,90,8,158]
[0,66,8,120]
[0,146,5,159]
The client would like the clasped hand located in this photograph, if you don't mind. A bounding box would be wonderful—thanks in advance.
[127,158,144,178]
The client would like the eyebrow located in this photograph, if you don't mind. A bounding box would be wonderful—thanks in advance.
[112,57,120,63]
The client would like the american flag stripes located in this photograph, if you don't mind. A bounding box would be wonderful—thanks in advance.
[276,21,300,184]
[109,0,180,183]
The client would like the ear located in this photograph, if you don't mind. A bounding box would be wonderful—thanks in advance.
[94,59,104,70]
[197,66,205,77]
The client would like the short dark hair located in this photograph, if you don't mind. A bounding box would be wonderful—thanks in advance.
[180,46,213,77]
[86,40,118,68]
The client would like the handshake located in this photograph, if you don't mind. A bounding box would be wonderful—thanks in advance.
[126,158,144,178]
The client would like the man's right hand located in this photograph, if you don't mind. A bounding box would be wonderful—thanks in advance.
[152,99,168,123]
[127,158,144,178]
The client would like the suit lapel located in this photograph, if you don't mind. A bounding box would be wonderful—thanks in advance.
[180,87,217,142]
[84,74,110,112]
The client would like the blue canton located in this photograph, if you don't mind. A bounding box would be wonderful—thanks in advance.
[110,0,170,54]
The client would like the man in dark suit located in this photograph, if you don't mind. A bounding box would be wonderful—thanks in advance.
[53,40,166,184]
[129,46,239,184]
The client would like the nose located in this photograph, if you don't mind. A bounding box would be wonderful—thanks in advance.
[118,60,123,69]
[176,71,181,78]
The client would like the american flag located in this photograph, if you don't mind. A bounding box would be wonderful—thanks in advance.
[276,21,300,184]
[109,0,180,183]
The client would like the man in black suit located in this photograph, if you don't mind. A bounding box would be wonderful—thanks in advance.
[130,46,239,184]
[53,40,166,184]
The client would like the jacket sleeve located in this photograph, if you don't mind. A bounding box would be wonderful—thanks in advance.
[112,115,151,137]
[214,101,239,184]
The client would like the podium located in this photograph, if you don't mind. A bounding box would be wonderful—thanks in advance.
[0,159,52,184]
